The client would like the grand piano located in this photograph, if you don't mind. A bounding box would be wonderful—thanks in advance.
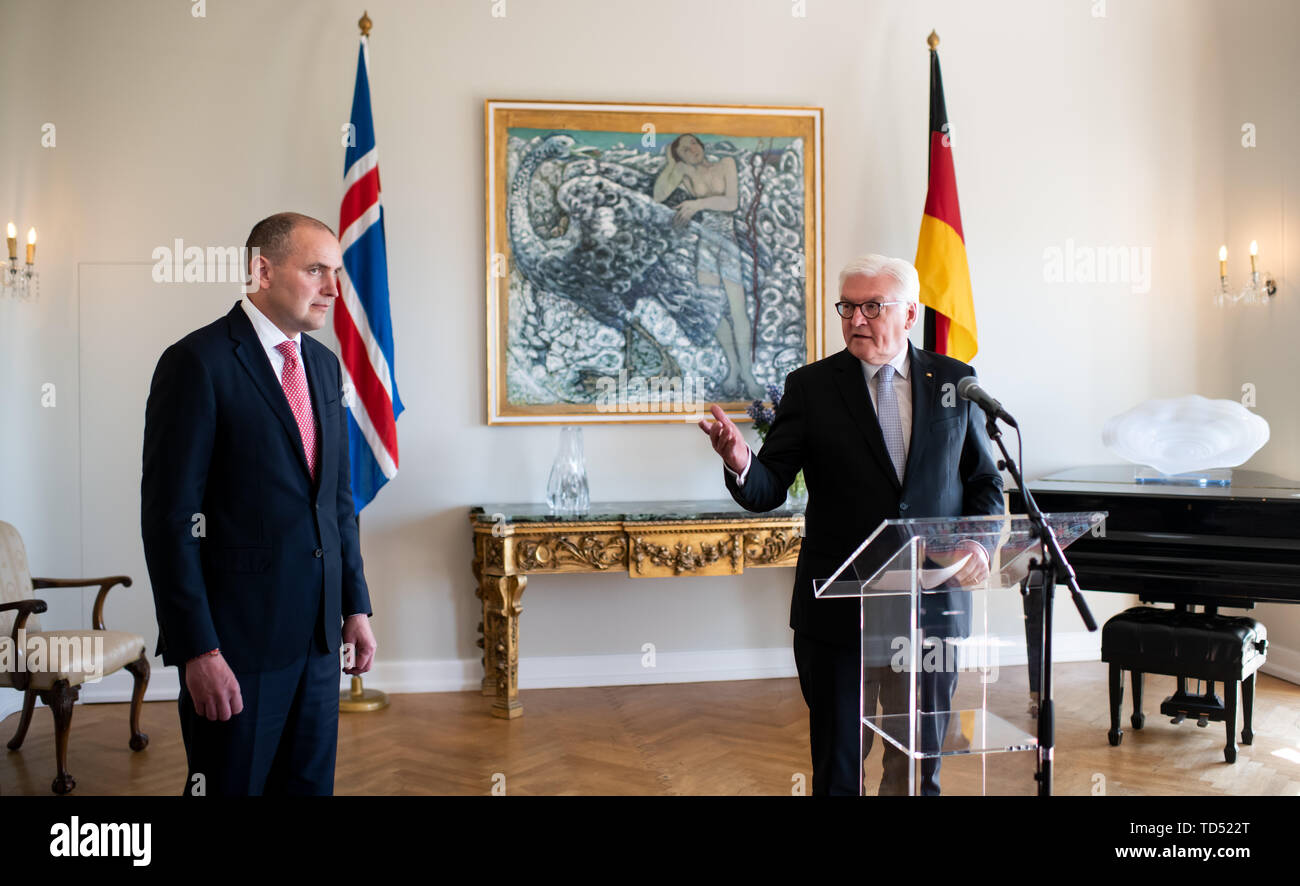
[1009,465,1299,740]
[1011,465,1300,609]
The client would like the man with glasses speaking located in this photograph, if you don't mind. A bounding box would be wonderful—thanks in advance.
[697,254,1004,795]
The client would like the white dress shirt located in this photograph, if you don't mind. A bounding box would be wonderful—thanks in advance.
[241,297,303,377]
[729,345,912,486]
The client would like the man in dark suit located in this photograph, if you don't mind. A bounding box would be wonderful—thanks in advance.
[699,254,1003,796]
[141,212,377,796]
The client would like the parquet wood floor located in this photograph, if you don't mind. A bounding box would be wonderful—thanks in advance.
[3,662,1298,795]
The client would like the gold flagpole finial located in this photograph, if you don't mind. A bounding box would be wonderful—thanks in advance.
[359,10,372,36]
[927,29,940,50]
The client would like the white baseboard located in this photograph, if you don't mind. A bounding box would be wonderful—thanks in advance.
[367,633,1102,694]
[1260,642,1300,686]
[978,629,1102,669]
[521,646,800,688]
[0,633,1098,709]
[5,636,1290,719]
[0,693,21,722]
[0,668,185,717]
[77,668,182,705]
[335,647,802,694]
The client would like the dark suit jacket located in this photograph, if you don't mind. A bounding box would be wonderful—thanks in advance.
[726,343,1004,647]
[141,302,372,673]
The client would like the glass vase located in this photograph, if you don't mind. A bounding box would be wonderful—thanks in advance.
[546,426,590,515]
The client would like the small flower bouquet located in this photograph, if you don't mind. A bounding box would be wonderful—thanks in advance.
[746,383,807,508]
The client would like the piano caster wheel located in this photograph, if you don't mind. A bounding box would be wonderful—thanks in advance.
[1130,713,1145,730]
[1170,713,1185,725]
[1241,730,1254,746]
[1108,729,1122,747]
[1224,746,1237,764]
[1196,715,1209,728]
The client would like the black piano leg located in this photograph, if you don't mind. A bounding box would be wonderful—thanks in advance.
[1130,671,1145,729]
[1241,673,1255,746]
[1223,680,1238,764]
[1108,663,1123,746]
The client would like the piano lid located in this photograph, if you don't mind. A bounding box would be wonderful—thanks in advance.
[1025,464,1300,502]
[1014,465,1300,606]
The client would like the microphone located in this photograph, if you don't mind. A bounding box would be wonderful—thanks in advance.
[956,376,1018,428]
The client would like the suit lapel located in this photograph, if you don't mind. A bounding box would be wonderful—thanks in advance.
[227,303,313,481]
[831,349,902,492]
[902,343,936,490]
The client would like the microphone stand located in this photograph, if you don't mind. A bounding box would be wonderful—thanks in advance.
[982,414,1097,797]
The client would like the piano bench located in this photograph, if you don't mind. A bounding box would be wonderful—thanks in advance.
[1100,606,1268,764]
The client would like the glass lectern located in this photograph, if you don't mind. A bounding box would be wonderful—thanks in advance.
[814,512,1104,796]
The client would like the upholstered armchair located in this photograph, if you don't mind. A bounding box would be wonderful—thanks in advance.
[0,521,150,794]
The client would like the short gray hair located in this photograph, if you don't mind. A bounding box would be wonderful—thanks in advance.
[246,212,336,273]
[838,254,921,303]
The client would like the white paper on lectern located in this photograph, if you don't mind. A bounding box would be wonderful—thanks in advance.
[862,554,970,592]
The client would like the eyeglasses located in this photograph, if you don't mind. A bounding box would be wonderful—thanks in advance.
[834,300,907,320]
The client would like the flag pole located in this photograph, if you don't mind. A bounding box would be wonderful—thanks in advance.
[341,506,387,712]
[922,30,940,353]
[340,8,389,715]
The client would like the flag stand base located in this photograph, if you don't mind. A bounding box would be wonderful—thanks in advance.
[340,675,389,713]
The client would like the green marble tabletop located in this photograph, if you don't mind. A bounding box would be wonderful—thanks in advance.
[468,500,805,524]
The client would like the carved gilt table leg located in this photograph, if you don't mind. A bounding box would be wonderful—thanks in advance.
[482,573,527,719]
[472,534,495,697]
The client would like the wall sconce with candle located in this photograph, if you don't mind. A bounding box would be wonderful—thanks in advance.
[3,222,39,300]
[1214,241,1277,307]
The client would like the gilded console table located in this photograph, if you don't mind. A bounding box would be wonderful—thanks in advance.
[469,501,804,719]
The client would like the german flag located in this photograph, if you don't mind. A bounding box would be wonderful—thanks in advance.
[916,34,977,362]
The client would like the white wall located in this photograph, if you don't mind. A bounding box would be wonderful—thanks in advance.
[1218,0,1300,677]
[3,0,1295,720]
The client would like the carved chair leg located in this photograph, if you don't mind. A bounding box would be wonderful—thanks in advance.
[40,681,80,794]
[124,653,151,751]
[7,687,37,750]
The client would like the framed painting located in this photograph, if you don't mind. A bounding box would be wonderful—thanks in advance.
[485,99,824,424]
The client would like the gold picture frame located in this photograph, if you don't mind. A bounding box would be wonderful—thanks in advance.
[485,99,824,425]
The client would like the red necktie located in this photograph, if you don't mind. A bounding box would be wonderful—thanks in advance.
[276,341,317,480]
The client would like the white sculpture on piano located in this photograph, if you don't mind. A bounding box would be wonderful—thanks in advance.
[1102,395,1269,477]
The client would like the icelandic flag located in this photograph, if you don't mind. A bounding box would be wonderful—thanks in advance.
[335,34,403,512]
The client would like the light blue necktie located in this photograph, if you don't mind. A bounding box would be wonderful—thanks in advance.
[875,364,906,484]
